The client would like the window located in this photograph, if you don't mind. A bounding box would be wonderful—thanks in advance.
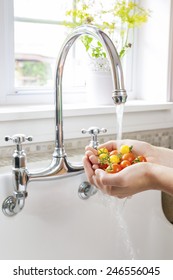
[0,0,172,105]
[14,0,87,93]
[13,0,134,99]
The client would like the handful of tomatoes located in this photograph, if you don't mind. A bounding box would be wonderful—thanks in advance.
[97,144,147,174]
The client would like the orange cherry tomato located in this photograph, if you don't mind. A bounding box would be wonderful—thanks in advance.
[120,160,131,169]
[122,152,135,163]
[109,149,118,156]
[106,163,122,174]
[134,155,147,163]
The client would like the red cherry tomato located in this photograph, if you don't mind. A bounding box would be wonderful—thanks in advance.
[98,163,109,170]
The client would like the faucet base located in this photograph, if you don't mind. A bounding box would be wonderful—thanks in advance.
[78,181,97,199]
[2,196,17,216]
[2,192,26,217]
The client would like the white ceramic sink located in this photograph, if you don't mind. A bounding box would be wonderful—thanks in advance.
[0,171,173,260]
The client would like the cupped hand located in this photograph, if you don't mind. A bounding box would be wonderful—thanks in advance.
[83,139,173,197]
[82,139,160,198]
[91,162,155,198]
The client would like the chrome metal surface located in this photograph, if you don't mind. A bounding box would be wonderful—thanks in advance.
[78,181,97,200]
[2,192,26,216]
[54,24,126,158]
[5,134,33,145]
[2,25,127,216]
[112,90,128,104]
[2,134,30,216]
[2,196,16,216]
[5,134,33,168]
[20,24,126,180]
[81,126,107,149]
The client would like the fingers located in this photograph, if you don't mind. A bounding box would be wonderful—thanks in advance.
[85,150,98,164]
[91,169,108,193]
[85,141,118,153]
[97,141,117,151]
[82,155,95,185]
[92,169,130,198]
[94,168,122,187]
[85,147,99,169]
[85,146,98,155]
[91,169,122,197]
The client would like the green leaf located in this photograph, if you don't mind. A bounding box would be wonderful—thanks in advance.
[63,0,151,58]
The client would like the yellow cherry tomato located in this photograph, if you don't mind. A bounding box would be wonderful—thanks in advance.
[98,153,109,164]
[109,154,121,164]
[119,145,133,155]
[97,147,109,156]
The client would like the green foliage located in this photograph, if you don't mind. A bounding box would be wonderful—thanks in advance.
[17,61,51,86]
[114,1,149,28]
[64,0,150,58]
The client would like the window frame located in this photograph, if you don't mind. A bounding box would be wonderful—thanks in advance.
[0,0,136,105]
[0,0,14,103]
[0,0,172,106]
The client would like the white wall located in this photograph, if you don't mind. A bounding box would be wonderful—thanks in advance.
[134,0,171,102]
[0,102,173,147]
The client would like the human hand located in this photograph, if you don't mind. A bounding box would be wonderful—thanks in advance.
[83,139,155,173]
[82,139,161,198]
[90,162,154,198]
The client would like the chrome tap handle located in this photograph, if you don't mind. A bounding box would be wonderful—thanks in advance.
[5,134,33,151]
[5,134,33,168]
[2,134,32,216]
[5,134,33,145]
[81,126,107,149]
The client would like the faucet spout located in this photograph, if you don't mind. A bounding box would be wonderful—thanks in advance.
[54,24,127,158]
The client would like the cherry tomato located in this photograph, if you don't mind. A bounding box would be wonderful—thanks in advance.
[98,163,109,170]
[106,163,122,174]
[120,160,131,169]
[109,154,121,164]
[97,147,109,156]
[122,152,135,163]
[98,153,109,161]
[109,149,118,156]
[134,155,147,163]
[120,145,133,155]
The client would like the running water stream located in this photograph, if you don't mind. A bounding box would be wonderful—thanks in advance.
[111,103,136,259]
[115,103,125,144]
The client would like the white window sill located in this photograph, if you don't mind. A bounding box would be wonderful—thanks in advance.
[0,100,173,146]
[0,100,172,121]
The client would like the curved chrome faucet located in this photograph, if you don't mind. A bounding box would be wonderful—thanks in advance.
[29,25,127,181]
[2,25,127,216]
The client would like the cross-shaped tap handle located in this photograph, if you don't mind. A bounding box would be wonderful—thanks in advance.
[5,134,33,144]
[5,134,33,152]
[81,127,107,149]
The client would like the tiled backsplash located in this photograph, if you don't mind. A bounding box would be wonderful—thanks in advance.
[1,127,173,167]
